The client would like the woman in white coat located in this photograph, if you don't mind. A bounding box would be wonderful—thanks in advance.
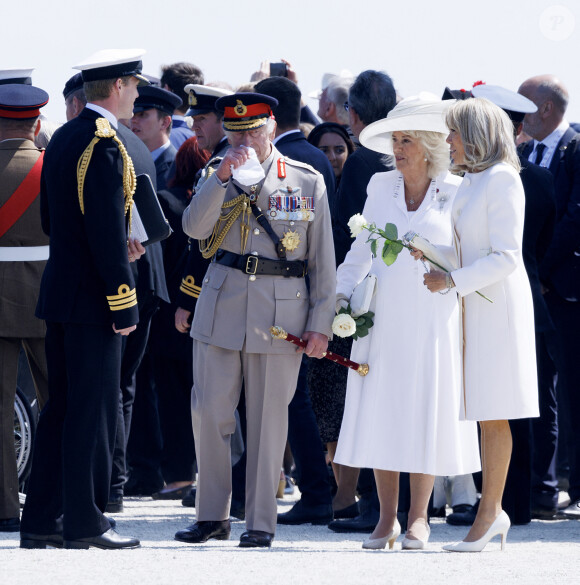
[334,95,480,551]
[424,97,539,552]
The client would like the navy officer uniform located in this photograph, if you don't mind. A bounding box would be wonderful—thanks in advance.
[20,49,148,550]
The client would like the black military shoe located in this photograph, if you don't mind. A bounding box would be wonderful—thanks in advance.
[174,520,231,543]
[239,530,274,548]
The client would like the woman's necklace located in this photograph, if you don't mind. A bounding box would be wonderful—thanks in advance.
[394,173,437,211]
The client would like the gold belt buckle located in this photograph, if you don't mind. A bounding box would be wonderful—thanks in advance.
[245,255,259,275]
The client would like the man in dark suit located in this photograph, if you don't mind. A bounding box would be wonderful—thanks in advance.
[19,49,148,549]
[255,76,335,196]
[0,84,49,533]
[130,86,181,190]
[518,74,580,519]
[160,62,203,150]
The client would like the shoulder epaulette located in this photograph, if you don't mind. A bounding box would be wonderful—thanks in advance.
[76,118,137,231]
[282,156,320,176]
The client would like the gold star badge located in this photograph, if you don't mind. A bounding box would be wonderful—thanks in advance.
[281,230,301,252]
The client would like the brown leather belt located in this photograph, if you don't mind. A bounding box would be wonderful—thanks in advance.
[214,250,306,277]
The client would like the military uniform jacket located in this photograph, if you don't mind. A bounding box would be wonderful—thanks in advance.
[36,108,138,329]
[182,145,335,354]
[0,139,48,337]
[176,138,228,312]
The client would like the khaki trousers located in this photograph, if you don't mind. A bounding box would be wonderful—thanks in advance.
[191,341,301,534]
[0,337,48,518]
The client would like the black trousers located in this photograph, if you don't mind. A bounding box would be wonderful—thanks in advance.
[530,331,559,509]
[21,321,121,540]
[153,348,196,483]
[287,357,332,507]
[110,293,160,495]
[545,291,580,502]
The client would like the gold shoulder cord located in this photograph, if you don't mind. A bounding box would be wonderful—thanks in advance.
[198,192,252,259]
[76,118,137,234]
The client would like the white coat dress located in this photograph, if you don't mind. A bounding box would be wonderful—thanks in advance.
[334,170,481,475]
[450,162,539,421]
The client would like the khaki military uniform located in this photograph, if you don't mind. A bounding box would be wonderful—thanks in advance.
[182,145,335,533]
[0,138,49,520]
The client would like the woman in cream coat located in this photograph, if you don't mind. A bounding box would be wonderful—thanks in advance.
[335,95,480,552]
[424,98,539,552]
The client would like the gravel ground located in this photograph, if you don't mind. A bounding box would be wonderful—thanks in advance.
[1,494,579,585]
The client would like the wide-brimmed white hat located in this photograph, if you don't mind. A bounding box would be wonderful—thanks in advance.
[360,92,453,155]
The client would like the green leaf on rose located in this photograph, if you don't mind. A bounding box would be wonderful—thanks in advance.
[383,223,398,241]
[370,238,378,257]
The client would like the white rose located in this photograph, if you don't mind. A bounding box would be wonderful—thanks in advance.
[332,313,357,338]
[348,214,368,238]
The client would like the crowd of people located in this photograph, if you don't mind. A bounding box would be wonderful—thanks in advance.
[1,49,579,552]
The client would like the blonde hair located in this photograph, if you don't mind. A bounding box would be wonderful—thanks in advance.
[403,130,450,179]
[446,98,520,173]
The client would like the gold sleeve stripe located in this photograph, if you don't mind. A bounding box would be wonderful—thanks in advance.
[180,276,202,298]
[107,284,137,310]
[109,297,138,311]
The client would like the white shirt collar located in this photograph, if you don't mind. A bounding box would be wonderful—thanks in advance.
[530,119,569,167]
[85,103,118,129]
[273,129,301,145]
[151,139,171,162]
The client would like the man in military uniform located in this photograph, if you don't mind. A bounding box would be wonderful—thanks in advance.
[174,93,335,548]
[19,49,148,550]
[174,84,232,336]
[0,84,49,533]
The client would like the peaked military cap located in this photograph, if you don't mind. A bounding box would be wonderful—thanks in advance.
[0,84,49,119]
[63,73,84,100]
[133,85,182,115]
[216,92,278,132]
[0,68,34,86]
[73,49,149,85]
[184,84,233,116]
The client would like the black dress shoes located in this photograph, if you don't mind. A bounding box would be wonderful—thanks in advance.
[277,500,333,525]
[333,502,359,520]
[174,520,231,543]
[105,493,124,513]
[328,505,379,533]
[446,502,478,526]
[239,530,274,548]
[152,485,193,500]
[181,488,196,508]
[20,531,64,549]
[0,517,20,532]
[64,529,140,549]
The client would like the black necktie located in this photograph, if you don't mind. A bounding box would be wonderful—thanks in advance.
[534,142,546,166]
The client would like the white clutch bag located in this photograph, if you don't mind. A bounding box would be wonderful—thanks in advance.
[402,231,458,272]
[349,274,377,318]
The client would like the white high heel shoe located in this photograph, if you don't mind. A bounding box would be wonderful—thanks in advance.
[362,519,401,550]
[402,520,431,550]
[442,510,510,552]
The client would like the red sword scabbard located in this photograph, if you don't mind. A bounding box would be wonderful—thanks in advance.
[269,326,369,377]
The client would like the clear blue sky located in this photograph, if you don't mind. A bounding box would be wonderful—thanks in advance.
[4,0,578,124]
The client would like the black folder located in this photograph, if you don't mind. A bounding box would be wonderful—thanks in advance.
[131,174,173,246]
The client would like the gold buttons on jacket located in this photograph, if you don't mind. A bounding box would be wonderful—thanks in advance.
[253,228,260,235]
[296,292,301,298]
[249,275,256,281]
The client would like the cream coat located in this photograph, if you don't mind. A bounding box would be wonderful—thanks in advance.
[451,162,539,421]
[334,170,480,475]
